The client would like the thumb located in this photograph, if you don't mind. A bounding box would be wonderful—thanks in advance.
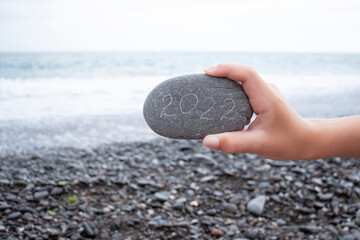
[203,131,260,154]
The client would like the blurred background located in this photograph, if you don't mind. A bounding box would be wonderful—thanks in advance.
[1,0,360,156]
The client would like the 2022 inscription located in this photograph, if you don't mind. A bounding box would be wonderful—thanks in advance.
[160,93,236,121]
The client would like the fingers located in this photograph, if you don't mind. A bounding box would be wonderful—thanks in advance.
[203,131,260,154]
[204,64,274,114]
[205,64,254,83]
[204,64,271,98]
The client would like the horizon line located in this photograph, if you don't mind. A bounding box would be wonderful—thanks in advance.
[0,50,359,54]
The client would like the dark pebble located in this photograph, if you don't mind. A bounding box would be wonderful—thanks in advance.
[7,211,22,219]
[223,202,237,214]
[47,227,60,236]
[0,203,12,210]
[245,228,259,239]
[111,233,123,240]
[100,232,110,239]
[34,191,49,200]
[50,187,63,195]
[318,192,334,201]
[82,222,95,238]
[190,153,218,166]
[207,208,217,216]
[340,234,356,240]
[173,221,190,227]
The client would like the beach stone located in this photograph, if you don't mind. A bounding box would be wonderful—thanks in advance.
[7,211,22,219]
[211,228,224,237]
[247,195,266,216]
[223,202,238,214]
[154,191,171,201]
[82,222,95,238]
[318,192,334,201]
[143,74,253,139]
[34,191,48,200]
[50,187,63,196]
[245,228,259,239]
[111,233,123,240]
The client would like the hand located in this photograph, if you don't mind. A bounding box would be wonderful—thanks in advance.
[203,63,316,160]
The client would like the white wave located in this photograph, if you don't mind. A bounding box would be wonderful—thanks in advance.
[0,76,169,120]
[0,74,359,121]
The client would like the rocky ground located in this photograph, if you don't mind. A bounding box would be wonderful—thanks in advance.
[0,139,360,240]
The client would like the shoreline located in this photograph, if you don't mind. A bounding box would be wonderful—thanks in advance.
[1,139,360,239]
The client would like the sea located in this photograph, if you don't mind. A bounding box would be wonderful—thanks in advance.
[1,52,360,156]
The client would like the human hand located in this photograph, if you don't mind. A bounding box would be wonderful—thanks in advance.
[202,63,315,160]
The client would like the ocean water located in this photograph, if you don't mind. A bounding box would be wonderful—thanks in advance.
[1,52,360,156]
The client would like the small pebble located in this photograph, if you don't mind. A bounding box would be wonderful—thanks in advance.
[247,195,266,215]
[82,222,95,238]
[112,233,123,240]
[211,228,224,237]
[34,191,49,200]
[7,211,22,219]
[189,200,199,207]
[50,187,63,195]
[155,191,171,201]
[223,202,237,214]
[103,207,111,213]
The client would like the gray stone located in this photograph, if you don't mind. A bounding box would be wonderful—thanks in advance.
[111,233,123,240]
[34,191,48,200]
[340,235,356,240]
[175,197,187,204]
[50,187,63,196]
[154,191,171,201]
[189,153,218,166]
[318,192,334,201]
[7,211,21,219]
[247,195,266,215]
[245,228,259,239]
[200,175,217,182]
[223,202,238,214]
[276,219,286,226]
[82,222,95,238]
[143,74,253,139]
[266,159,296,167]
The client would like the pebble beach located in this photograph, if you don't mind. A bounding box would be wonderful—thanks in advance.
[1,139,360,239]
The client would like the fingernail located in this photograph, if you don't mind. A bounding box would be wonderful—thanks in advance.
[203,135,220,149]
[204,65,217,73]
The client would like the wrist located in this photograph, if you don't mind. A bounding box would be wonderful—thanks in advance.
[296,118,321,160]
[305,118,342,159]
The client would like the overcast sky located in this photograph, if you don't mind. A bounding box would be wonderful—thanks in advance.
[0,0,359,52]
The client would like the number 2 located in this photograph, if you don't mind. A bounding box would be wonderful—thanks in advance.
[200,97,215,120]
[220,98,235,121]
[160,94,176,117]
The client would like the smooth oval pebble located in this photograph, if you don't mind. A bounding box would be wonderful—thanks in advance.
[143,74,253,139]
